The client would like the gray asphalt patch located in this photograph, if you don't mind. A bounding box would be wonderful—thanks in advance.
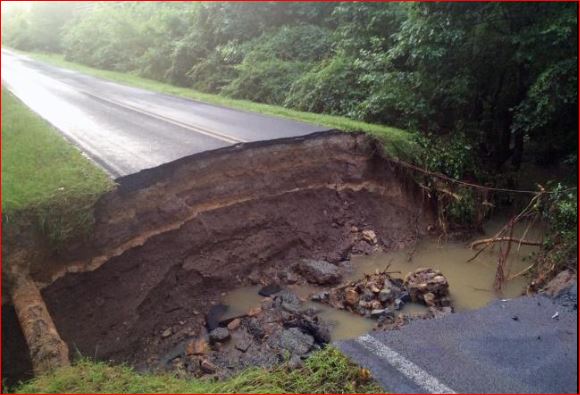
[337,293,577,393]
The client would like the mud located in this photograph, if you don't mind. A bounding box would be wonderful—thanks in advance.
[11,131,433,375]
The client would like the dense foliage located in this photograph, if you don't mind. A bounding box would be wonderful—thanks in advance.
[3,2,577,175]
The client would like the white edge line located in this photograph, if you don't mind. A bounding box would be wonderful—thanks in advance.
[357,334,456,394]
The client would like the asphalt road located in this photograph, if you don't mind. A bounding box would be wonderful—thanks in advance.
[337,289,578,394]
[1,50,327,177]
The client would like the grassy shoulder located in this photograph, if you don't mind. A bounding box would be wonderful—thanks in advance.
[2,87,113,244]
[22,51,415,158]
[14,347,383,394]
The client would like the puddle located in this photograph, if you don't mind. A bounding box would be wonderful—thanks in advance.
[350,215,543,311]
[221,215,543,341]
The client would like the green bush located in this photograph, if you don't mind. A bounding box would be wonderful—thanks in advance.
[285,54,366,115]
[221,26,332,105]
[223,59,309,105]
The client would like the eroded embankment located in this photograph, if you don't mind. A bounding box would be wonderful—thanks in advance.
[9,131,434,376]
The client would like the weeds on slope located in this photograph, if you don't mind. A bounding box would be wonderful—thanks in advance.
[14,347,383,394]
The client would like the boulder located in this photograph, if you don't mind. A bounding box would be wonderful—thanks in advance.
[295,259,342,285]
[209,327,230,344]
[273,328,314,355]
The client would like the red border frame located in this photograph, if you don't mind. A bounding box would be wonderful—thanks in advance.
[0,1,578,394]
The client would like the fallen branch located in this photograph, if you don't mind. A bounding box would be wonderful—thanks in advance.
[470,237,542,250]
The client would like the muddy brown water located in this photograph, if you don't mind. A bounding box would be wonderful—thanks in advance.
[222,214,542,340]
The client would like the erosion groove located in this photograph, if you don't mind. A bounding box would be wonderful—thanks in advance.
[16,131,434,375]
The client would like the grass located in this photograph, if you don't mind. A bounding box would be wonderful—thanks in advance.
[23,51,416,158]
[13,347,384,394]
[2,87,114,245]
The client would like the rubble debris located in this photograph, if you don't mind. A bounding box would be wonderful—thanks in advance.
[156,288,331,378]
[404,268,452,307]
[313,268,453,327]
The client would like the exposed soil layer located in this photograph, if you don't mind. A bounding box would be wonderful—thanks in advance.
[23,132,433,374]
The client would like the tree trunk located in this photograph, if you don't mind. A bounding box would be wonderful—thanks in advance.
[12,276,70,375]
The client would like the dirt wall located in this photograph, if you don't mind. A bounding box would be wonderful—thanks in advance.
[31,131,432,367]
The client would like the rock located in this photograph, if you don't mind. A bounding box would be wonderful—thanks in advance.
[281,302,301,314]
[394,298,404,310]
[276,290,302,306]
[234,334,252,353]
[360,289,374,302]
[370,309,387,318]
[285,314,331,344]
[378,289,393,303]
[423,292,436,307]
[246,318,265,340]
[345,288,359,306]
[311,291,330,302]
[370,300,383,310]
[273,328,314,355]
[209,327,230,344]
[258,283,282,297]
[295,259,342,285]
[362,230,378,244]
[186,338,208,355]
[279,271,299,284]
[206,304,228,331]
[227,318,241,331]
[200,359,218,374]
[405,268,450,306]
[161,328,173,338]
[351,225,359,233]
[248,306,262,317]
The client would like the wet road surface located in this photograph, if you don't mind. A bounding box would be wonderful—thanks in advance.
[1,50,327,177]
[337,289,578,393]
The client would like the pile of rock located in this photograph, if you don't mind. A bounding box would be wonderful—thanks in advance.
[312,268,453,324]
[160,288,330,378]
[404,268,452,308]
[312,271,409,323]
